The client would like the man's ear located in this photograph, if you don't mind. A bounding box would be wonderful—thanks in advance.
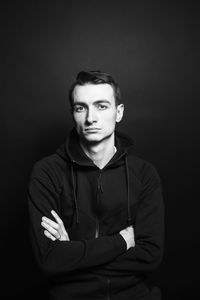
[116,104,124,123]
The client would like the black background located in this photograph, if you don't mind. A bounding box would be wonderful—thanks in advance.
[1,1,199,299]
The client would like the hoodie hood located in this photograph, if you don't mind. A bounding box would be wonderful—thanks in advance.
[56,127,135,167]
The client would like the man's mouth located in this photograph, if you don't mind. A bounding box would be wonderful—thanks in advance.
[84,128,100,133]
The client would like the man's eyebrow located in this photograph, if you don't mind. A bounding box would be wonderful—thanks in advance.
[94,100,111,104]
[73,101,86,105]
[72,102,87,107]
[73,100,111,106]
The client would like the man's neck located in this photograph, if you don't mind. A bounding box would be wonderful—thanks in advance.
[80,134,116,169]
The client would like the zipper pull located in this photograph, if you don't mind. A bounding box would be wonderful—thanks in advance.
[98,171,104,193]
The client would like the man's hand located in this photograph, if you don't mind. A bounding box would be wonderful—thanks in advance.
[41,210,70,241]
[119,226,135,250]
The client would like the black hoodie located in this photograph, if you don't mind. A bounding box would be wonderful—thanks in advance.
[28,129,164,300]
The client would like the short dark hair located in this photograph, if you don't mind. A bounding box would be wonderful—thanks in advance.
[68,70,121,107]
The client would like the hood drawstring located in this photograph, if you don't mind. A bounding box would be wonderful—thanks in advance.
[125,156,132,226]
[70,162,80,224]
[70,157,131,226]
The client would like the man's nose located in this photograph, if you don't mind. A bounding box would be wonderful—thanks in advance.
[86,108,98,124]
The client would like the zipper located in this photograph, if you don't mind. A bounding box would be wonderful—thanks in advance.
[107,278,111,300]
[97,171,103,192]
[95,171,103,238]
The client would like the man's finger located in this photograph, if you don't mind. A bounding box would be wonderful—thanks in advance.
[51,210,63,224]
[42,216,59,230]
[41,221,60,238]
[44,230,56,241]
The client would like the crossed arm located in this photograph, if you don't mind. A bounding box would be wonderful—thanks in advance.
[41,210,135,250]
[28,161,164,276]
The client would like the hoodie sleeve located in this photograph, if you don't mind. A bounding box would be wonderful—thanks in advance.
[99,162,165,275]
[28,160,126,277]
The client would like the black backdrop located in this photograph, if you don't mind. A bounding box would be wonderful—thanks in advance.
[1,1,199,299]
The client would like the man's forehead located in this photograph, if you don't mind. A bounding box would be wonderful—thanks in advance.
[73,83,115,102]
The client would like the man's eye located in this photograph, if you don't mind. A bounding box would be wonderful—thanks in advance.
[97,104,108,110]
[74,106,85,112]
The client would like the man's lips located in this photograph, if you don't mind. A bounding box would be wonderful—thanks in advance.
[84,128,100,132]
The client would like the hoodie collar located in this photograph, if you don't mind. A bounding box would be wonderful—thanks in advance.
[56,127,134,168]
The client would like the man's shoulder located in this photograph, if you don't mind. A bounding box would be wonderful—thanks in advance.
[127,153,161,184]
[127,152,153,169]
[31,151,69,178]
[116,131,160,181]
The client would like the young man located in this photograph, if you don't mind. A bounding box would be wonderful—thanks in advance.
[28,70,164,300]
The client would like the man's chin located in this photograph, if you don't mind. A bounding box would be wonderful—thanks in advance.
[80,133,104,145]
[82,135,101,144]
[80,131,115,146]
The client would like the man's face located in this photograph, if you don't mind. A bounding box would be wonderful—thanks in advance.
[72,83,124,144]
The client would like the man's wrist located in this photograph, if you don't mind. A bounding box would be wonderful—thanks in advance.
[117,233,128,251]
[119,231,129,250]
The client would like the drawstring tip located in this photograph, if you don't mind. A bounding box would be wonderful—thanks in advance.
[127,217,132,225]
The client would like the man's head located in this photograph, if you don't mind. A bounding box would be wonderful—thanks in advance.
[69,70,121,107]
[69,70,124,145]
